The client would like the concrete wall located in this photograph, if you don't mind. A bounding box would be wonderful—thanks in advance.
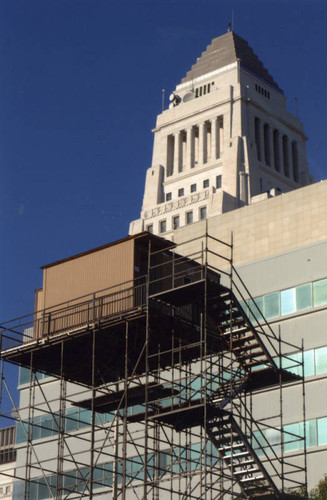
[173,180,327,267]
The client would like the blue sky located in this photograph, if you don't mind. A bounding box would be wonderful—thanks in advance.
[0,0,326,322]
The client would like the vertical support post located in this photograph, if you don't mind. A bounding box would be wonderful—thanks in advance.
[203,225,208,500]
[278,328,284,492]
[200,310,204,499]
[302,338,308,497]
[170,329,175,500]
[24,352,34,500]
[229,231,234,497]
[112,404,119,500]
[178,339,182,498]
[153,345,161,500]
[122,321,128,500]
[89,328,96,500]
[143,238,152,500]
[56,341,66,499]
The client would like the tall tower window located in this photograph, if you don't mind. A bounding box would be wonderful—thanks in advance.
[166,192,172,201]
[192,126,199,167]
[216,175,222,189]
[264,124,271,166]
[179,130,187,173]
[178,188,184,197]
[255,117,261,161]
[203,179,209,188]
[167,135,175,176]
[204,121,211,163]
[217,115,224,158]
[146,224,153,234]
[190,184,197,193]
[273,129,280,172]
[292,141,299,182]
[283,135,290,177]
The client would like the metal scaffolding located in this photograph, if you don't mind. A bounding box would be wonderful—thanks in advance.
[0,232,307,499]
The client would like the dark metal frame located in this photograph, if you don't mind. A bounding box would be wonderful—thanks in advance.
[0,231,307,499]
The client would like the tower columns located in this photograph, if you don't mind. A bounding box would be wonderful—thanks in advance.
[199,122,205,165]
[186,127,193,171]
[211,118,218,161]
[269,126,274,168]
[287,138,293,180]
[260,121,265,165]
[174,132,179,175]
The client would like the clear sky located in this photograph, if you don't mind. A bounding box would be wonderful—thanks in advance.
[1,0,326,321]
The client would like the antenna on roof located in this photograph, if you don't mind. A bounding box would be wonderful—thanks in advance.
[232,10,234,31]
[227,21,232,32]
[162,89,165,112]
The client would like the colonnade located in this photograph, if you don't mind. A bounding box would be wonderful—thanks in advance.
[255,117,299,182]
[166,116,224,176]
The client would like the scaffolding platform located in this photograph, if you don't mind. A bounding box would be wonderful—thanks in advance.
[75,383,179,413]
[0,232,307,499]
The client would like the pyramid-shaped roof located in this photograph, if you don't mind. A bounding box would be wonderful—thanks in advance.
[181,31,280,90]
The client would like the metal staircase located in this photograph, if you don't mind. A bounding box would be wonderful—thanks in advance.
[205,411,279,499]
[211,287,276,373]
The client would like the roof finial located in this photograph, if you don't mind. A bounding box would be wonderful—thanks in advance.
[227,11,235,32]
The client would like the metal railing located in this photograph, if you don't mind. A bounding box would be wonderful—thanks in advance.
[0,277,147,352]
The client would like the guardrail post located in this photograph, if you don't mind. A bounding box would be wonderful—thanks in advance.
[92,294,95,322]
[42,310,45,338]
[47,313,51,340]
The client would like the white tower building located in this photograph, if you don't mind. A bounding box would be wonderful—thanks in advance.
[129,31,312,237]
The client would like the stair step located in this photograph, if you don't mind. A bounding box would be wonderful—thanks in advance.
[210,430,239,439]
[221,326,251,336]
[245,359,268,367]
[233,343,260,353]
[240,474,264,483]
[238,351,266,360]
[234,467,260,476]
[222,324,249,332]
[233,459,256,467]
[234,349,262,358]
[219,442,248,451]
[229,333,256,343]
[219,309,243,316]
[223,451,250,459]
